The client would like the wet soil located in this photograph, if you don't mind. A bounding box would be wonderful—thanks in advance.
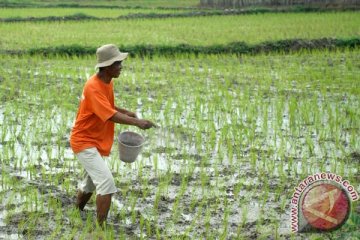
[1,149,358,240]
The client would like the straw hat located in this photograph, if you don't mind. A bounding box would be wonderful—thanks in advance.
[95,44,128,68]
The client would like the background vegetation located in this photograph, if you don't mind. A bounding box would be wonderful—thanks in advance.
[200,0,360,9]
[0,0,200,8]
[0,12,359,55]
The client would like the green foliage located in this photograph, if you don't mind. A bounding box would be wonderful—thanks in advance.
[200,0,360,10]
[21,37,360,57]
[1,12,358,52]
[0,0,199,8]
[0,13,98,22]
[2,7,358,23]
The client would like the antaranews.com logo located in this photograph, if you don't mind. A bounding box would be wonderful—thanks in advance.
[291,172,359,232]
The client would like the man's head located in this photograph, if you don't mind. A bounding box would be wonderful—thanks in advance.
[99,61,123,78]
[96,44,128,78]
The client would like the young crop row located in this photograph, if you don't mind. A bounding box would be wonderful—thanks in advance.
[1,7,354,22]
[0,12,359,51]
[0,49,359,238]
[0,7,197,19]
[0,0,199,8]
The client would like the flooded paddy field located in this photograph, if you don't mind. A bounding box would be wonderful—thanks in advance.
[0,50,359,239]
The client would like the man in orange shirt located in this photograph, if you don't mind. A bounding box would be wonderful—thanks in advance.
[70,44,156,226]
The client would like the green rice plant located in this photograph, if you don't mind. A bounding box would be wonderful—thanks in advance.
[130,194,138,224]
[0,7,196,19]
[227,139,234,165]
[305,135,314,156]
[279,195,288,213]
[155,226,161,240]
[220,197,230,240]
[139,214,146,238]
[153,154,159,177]
[32,191,39,212]
[2,12,360,51]
[330,156,338,174]
[171,196,181,223]
[188,192,199,214]
[0,123,6,143]
[65,226,81,240]
[144,218,153,238]
[171,176,189,223]
[265,156,275,176]
[63,178,71,194]
[204,206,212,236]
[240,204,248,228]
[199,167,209,194]
[183,198,205,237]
[338,157,346,177]
[18,213,37,239]
[153,185,162,212]
[66,207,83,228]
[288,96,298,137]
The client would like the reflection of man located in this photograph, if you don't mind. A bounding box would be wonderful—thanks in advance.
[70,44,156,226]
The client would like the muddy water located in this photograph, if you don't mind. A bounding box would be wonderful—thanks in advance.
[1,115,358,239]
[1,105,359,240]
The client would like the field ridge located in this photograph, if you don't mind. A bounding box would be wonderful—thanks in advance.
[2,37,359,57]
[0,2,199,9]
[1,8,359,23]
[1,1,359,10]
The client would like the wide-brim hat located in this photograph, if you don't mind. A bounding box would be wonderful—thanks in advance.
[95,44,128,68]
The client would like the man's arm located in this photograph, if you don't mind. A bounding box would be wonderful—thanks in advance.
[109,112,156,130]
[115,106,137,118]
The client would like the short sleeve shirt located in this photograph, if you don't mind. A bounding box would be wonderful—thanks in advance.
[70,74,117,156]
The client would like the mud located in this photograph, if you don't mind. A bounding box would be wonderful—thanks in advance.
[1,154,294,239]
[1,126,359,239]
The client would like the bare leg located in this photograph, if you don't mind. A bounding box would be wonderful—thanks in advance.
[76,191,93,210]
[96,194,112,227]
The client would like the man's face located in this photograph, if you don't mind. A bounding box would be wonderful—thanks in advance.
[109,61,123,78]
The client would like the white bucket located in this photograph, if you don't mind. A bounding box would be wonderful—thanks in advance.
[118,131,145,163]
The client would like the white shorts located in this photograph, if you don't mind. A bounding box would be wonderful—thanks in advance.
[76,147,118,196]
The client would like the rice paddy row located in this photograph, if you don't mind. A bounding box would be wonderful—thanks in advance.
[0,7,198,19]
[0,0,200,8]
[0,12,359,51]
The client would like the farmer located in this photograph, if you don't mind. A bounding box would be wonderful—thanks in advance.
[70,44,156,226]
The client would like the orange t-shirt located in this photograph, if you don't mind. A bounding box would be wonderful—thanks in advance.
[70,74,117,156]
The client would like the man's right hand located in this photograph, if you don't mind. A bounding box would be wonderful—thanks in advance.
[137,119,157,130]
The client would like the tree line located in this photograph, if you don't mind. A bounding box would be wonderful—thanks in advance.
[199,0,360,8]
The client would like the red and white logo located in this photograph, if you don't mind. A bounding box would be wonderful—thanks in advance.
[290,172,358,233]
[301,183,350,231]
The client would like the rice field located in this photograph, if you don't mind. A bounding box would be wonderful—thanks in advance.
[1,0,200,8]
[0,1,359,239]
[0,12,359,51]
[0,7,199,18]
[0,48,359,239]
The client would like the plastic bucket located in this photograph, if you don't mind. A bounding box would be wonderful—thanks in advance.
[118,131,145,163]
